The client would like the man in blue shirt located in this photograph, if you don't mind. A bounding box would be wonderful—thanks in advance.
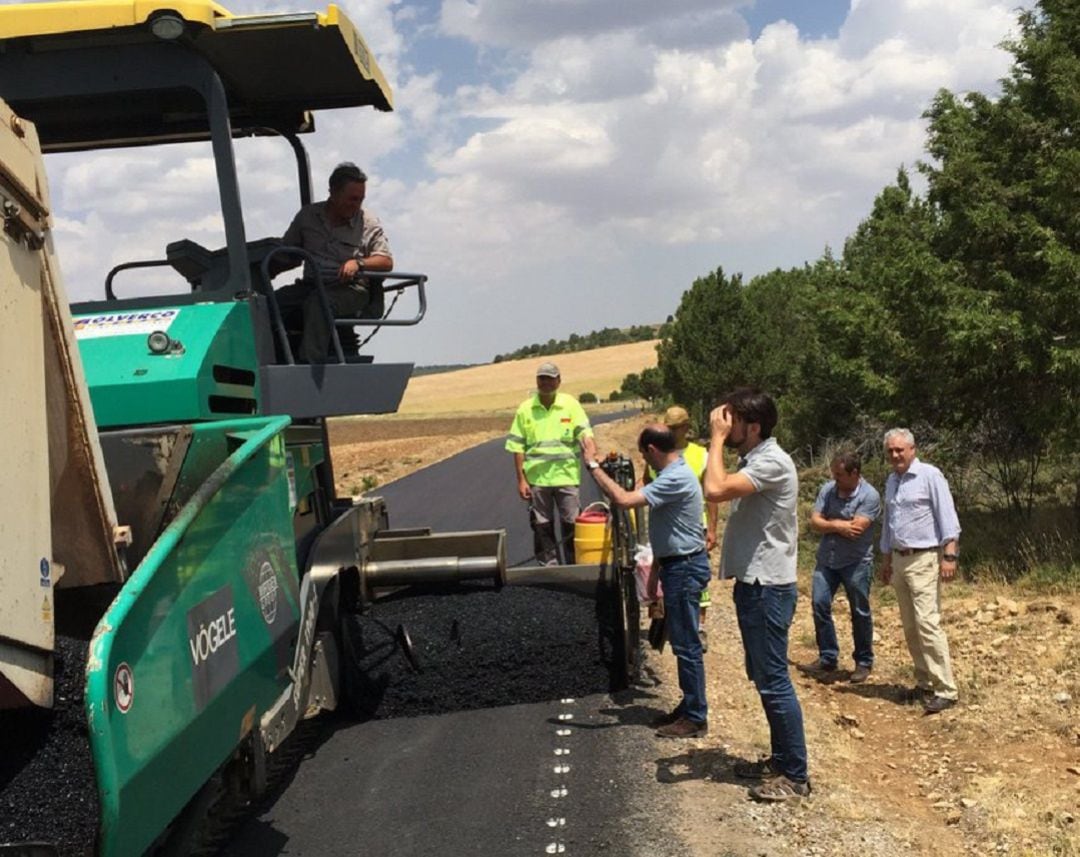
[585,424,709,739]
[798,451,881,683]
[879,428,961,715]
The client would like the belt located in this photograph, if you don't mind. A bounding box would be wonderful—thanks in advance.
[657,549,707,566]
[894,547,936,557]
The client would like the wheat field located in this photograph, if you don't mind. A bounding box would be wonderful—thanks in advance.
[397,339,660,415]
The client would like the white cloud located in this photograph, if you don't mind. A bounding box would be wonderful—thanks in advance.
[29,0,1036,364]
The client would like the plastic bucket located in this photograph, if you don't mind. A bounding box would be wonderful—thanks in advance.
[574,502,611,564]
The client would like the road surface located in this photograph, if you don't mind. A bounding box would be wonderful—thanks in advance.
[225,412,690,857]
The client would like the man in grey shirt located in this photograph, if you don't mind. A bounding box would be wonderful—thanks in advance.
[705,388,809,801]
[880,428,961,714]
[274,162,393,362]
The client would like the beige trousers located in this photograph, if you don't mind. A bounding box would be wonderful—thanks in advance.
[892,551,958,699]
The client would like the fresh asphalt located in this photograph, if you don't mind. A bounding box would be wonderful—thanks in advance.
[224,409,692,857]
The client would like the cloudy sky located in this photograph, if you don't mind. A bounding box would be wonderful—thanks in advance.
[34,0,1032,366]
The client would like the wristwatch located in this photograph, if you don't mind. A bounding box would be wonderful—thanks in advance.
[942,552,959,562]
[587,460,600,471]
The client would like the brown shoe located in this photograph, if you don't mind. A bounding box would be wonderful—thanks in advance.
[748,775,812,802]
[655,716,708,739]
[849,665,872,684]
[796,658,837,675]
[923,695,957,715]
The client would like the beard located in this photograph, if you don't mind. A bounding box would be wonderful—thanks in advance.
[723,435,739,449]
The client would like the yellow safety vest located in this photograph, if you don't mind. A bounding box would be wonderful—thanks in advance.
[505,393,593,487]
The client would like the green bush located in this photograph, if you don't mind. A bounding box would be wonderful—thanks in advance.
[579,392,598,403]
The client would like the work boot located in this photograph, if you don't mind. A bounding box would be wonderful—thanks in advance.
[849,664,872,684]
[655,717,707,739]
[796,658,837,675]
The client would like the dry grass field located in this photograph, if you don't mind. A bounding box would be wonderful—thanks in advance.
[397,339,659,414]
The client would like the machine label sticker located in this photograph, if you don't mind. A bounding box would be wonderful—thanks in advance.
[114,663,134,713]
[186,586,239,711]
[73,309,179,340]
[286,452,297,510]
[39,557,50,587]
[258,561,279,626]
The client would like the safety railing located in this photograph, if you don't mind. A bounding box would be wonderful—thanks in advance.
[258,245,427,366]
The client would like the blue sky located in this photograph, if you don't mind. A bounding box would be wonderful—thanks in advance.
[26,0,1033,366]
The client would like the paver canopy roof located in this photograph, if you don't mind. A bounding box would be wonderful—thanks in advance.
[0,0,393,151]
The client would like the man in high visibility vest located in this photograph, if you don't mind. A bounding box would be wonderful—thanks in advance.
[643,406,719,649]
[506,362,596,565]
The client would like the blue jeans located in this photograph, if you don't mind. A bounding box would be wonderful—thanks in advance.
[811,557,874,668]
[734,581,808,782]
[659,553,712,723]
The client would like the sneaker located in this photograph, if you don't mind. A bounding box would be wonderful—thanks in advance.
[748,775,812,802]
[923,695,957,715]
[655,716,708,739]
[699,627,709,654]
[850,664,872,684]
[796,658,837,675]
[649,708,683,728]
[734,756,781,780]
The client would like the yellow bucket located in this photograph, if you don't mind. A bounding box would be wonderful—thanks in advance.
[574,503,611,564]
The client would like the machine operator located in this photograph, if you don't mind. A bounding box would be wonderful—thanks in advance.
[274,162,393,362]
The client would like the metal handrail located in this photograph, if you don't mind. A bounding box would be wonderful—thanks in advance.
[258,245,428,365]
[104,259,175,301]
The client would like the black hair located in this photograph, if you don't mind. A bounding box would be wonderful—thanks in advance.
[831,450,862,474]
[722,387,778,439]
[329,162,368,192]
[638,424,676,454]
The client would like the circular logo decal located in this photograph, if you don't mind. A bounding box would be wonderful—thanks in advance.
[114,663,134,713]
[257,561,278,625]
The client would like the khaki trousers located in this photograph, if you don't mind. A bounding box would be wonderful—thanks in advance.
[892,551,958,699]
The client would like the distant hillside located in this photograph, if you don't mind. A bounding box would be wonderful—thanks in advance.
[412,363,477,377]
[398,340,660,415]
[493,324,665,363]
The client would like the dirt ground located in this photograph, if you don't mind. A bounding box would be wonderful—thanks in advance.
[329,414,1080,857]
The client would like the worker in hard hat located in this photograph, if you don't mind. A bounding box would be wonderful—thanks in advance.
[506,363,597,565]
[643,406,719,651]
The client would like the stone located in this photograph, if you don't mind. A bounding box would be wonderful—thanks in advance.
[945,810,962,825]
[961,798,977,808]
[1054,692,1072,704]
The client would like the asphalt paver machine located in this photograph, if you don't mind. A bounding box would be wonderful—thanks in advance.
[0,4,640,854]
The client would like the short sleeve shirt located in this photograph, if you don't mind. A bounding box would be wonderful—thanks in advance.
[719,438,799,585]
[813,478,881,568]
[282,202,392,284]
[641,457,706,558]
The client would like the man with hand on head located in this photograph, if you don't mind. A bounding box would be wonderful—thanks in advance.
[586,424,710,738]
[879,428,961,715]
[505,363,596,565]
[705,388,810,802]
